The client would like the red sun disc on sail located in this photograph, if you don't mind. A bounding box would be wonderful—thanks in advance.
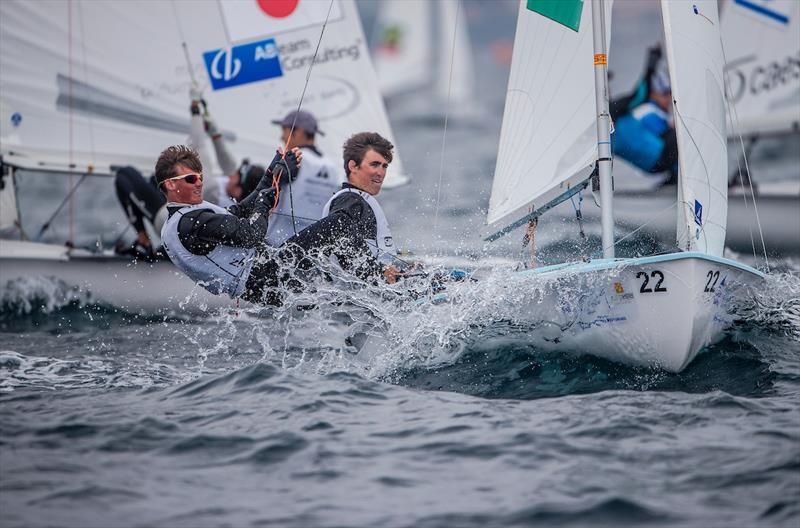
[256,0,299,18]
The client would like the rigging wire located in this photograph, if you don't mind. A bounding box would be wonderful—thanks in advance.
[67,0,75,245]
[594,200,679,259]
[278,0,336,237]
[433,0,462,232]
[719,40,770,272]
[672,102,715,252]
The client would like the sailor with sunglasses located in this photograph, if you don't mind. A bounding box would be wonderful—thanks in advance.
[157,144,301,302]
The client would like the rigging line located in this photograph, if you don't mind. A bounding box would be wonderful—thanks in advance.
[76,1,96,164]
[672,101,717,250]
[280,0,336,237]
[214,0,233,48]
[170,0,198,87]
[433,0,462,232]
[719,40,769,271]
[36,173,90,241]
[593,200,678,259]
[68,0,75,244]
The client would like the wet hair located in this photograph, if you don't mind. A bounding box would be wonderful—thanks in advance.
[342,132,393,178]
[239,162,266,199]
[154,145,202,189]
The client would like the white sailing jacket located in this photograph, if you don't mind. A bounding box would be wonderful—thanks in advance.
[322,187,397,267]
[267,146,341,246]
[161,201,255,298]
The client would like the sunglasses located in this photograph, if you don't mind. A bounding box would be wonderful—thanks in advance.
[160,172,203,186]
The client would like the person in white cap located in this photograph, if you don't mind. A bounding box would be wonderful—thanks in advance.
[267,110,341,247]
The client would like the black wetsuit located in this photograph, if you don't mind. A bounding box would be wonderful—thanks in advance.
[114,166,165,234]
[167,182,387,305]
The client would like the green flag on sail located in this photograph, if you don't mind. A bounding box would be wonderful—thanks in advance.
[527,0,584,32]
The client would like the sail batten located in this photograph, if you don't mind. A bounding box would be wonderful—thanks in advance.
[0,0,408,187]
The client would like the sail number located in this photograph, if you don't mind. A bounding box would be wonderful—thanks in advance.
[636,270,667,293]
[704,270,720,292]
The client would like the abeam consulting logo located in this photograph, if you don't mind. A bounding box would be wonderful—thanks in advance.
[203,38,283,91]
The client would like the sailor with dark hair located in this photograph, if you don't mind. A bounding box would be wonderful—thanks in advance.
[278,131,408,285]
[157,144,303,304]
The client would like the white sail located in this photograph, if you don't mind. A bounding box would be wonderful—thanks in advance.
[662,0,728,256]
[372,0,432,99]
[721,0,800,136]
[435,0,476,107]
[487,0,612,232]
[0,0,408,187]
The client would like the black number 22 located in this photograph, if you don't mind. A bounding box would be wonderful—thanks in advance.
[705,270,720,292]
[636,270,667,293]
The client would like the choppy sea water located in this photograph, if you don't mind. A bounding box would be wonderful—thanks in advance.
[1,255,799,528]
[3,3,800,527]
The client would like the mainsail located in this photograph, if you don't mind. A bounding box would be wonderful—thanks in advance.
[487,0,612,233]
[0,0,408,187]
[721,0,800,137]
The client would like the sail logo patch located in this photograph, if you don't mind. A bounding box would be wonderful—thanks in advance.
[732,0,790,25]
[694,199,703,226]
[203,38,283,91]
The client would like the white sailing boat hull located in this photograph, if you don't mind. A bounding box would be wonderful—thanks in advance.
[513,252,763,372]
[0,240,235,315]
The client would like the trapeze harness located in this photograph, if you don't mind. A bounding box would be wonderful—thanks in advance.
[321,188,398,269]
[161,201,255,298]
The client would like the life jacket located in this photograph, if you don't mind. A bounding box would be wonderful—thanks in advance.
[161,201,255,298]
[267,146,341,246]
[322,187,397,267]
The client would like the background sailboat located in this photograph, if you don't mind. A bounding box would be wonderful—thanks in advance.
[0,0,406,314]
[371,0,483,125]
[578,0,799,256]
[482,0,763,372]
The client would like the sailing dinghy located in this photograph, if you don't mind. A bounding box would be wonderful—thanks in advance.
[0,0,405,315]
[482,0,764,372]
[585,0,799,256]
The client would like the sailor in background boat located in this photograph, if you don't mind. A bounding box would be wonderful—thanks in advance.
[157,145,305,305]
[113,166,169,261]
[190,94,267,208]
[611,47,679,185]
[267,110,342,247]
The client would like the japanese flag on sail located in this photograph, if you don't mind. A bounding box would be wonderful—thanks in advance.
[219,0,343,43]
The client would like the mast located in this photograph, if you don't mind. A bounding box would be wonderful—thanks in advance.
[591,0,614,259]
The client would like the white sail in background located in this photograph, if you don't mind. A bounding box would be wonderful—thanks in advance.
[372,0,432,99]
[662,0,728,256]
[488,0,612,231]
[721,0,800,136]
[0,0,408,187]
[435,0,476,107]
